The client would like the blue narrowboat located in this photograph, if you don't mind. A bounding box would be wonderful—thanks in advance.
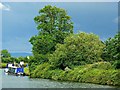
[4,64,25,76]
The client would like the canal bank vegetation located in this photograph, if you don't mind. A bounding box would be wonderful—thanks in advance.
[30,62,120,86]
[29,32,120,86]
[28,5,120,86]
[0,63,7,68]
[24,67,30,76]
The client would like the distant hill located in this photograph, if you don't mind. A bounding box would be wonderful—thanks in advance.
[10,52,33,57]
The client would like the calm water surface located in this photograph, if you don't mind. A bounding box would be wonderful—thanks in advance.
[0,69,119,88]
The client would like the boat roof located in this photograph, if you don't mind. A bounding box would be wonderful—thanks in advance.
[8,66,17,68]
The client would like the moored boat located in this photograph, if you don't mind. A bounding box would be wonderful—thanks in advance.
[4,63,25,76]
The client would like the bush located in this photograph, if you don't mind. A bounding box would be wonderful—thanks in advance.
[113,60,120,69]
[65,63,120,86]
[30,63,52,78]
[102,32,120,62]
[24,67,30,76]
[90,62,113,70]
[0,63,7,68]
[49,32,105,69]
[30,62,120,86]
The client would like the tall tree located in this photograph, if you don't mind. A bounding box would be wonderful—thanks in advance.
[29,5,73,56]
[34,5,73,35]
[29,5,73,72]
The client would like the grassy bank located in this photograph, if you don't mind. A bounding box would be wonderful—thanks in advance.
[0,63,7,68]
[24,67,30,76]
[30,62,120,86]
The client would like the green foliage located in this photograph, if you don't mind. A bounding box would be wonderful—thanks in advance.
[28,5,120,86]
[89,62,113,70]
[0,63,7,68]
[1,55,30,63]
[24,67,30,76]
[30,5,73,55]
[2,57,16,63]
[49,32,105,69]
[29,5,73,72]
[29,34,56,55]
[102,32,120,62]
[1,49,11,58]
[17,56,30,63]
[28,56,38,75]
[102,32,120,69]
[28,54,50,75]
[113,60,120,69]
[30,63,53,78]
[30,62,120,86]
[34,5,73,34]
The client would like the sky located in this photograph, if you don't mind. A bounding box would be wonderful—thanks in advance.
[0,2,118,53]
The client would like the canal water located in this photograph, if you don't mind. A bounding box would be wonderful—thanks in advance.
[0,69,119,88]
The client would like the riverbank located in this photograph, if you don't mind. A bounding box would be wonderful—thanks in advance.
[0,63,7,68]
[30,62,120,86]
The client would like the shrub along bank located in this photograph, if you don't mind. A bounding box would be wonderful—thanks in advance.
[0,63,7,68]
[24,67,30,76]
[30,62,120,86]
[28,5,120,86]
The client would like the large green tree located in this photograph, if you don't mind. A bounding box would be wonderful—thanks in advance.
[49,32,105,69]
[29,5,73,71]
[34,5,73,35]
[29,5,73,57]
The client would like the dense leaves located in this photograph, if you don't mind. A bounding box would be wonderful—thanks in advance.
[49,32,105,69]
[27,5,120,86]
[1,49,30,63]
[29,5,73,66]
[102,32,120,69]
[34,5,73,34]
[29,34,56,55]
[1,49,11,58]
[30,62,120,86]
[102,32,120,62]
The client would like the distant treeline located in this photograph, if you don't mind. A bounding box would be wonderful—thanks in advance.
[1,49,31,63]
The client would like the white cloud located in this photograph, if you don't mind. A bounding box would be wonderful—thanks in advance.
[113,17,120,24]
[0,3,10,11]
